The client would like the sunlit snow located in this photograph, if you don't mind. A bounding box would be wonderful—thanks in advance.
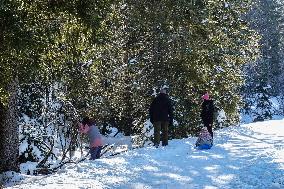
[2,119,284,189]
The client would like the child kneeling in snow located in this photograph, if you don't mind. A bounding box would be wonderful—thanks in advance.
[79,116,103,160]
[195,127,213,150]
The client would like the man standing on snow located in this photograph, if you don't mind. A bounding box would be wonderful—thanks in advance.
[200,92,215,138]
[149,86,173,147]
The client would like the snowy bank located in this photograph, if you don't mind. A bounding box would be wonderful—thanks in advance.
[2,119,284,189]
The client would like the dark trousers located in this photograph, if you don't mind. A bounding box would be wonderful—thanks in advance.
[153,121,169,146]
[90,146,102,160]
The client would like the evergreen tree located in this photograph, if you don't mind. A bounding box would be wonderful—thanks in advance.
[243,0,284,119]
[253,75,273,121]
[92,0,260,137]
[0,0,113,173]
[0,0,260,173]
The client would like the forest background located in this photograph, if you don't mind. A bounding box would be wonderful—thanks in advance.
[0,0,283,175]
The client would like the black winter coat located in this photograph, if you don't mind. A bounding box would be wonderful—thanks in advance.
[149,93,173,124]
[200,100,214,125]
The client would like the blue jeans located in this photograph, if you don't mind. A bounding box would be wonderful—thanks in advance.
[90,146,102,160]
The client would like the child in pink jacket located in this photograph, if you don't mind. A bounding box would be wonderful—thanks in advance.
[79,117,103,160]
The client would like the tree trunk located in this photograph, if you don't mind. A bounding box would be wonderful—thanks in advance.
[0,78,19,173]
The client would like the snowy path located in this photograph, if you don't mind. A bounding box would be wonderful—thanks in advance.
[5,120,284,189]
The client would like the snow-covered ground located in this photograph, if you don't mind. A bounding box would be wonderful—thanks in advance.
[3,119,284,189]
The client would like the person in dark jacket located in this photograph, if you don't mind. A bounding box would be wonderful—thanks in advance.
[200,92,215,138]
[149,87,173,147]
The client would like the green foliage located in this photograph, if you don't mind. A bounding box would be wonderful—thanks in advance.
[90,0,259,137]
[0,0,114,170]
[253,79,273,122]
[242,0,284,120]
[1,0,260,139]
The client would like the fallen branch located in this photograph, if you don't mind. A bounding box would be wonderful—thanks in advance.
[35,141,145,175]
[36,144,114,174]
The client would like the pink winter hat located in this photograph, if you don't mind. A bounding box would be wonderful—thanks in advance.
[202,93,210,100]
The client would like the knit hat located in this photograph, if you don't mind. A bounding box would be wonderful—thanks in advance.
[202,92,209,100]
